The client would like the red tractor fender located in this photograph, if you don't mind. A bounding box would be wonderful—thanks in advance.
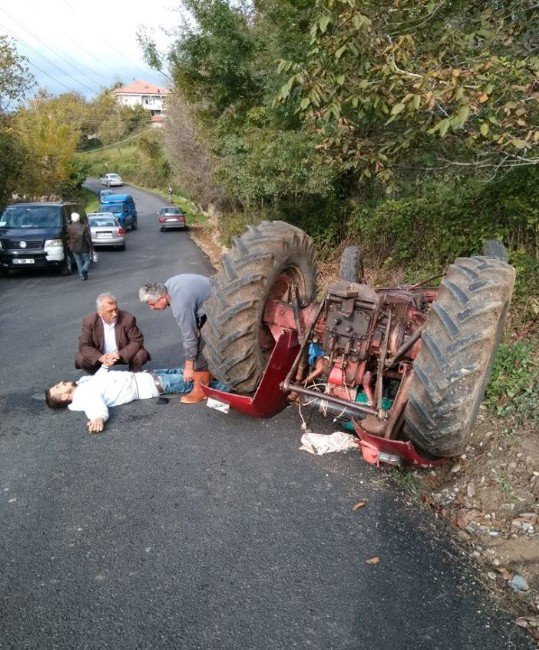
[202,330,299,418]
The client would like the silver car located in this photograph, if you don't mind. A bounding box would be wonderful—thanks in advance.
[88,213,126,250]
[99,173,123,187]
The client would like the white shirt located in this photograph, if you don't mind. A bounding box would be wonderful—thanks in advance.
[102,319,118,354]
[68,367,158,422]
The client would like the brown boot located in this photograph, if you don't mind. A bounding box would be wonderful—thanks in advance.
[180,371,211,404]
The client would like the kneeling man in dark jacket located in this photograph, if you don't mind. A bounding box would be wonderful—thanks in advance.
[75,292,151,374]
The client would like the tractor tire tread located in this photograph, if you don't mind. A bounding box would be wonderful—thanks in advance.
[404,256,515,457]
[203,221,317,393]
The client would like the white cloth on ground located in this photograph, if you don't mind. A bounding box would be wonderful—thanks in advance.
[299,431,359,455]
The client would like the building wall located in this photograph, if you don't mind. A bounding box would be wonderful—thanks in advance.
[115,94,167,113]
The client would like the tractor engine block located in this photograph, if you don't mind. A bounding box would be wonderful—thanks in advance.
[317,280,427,389]
[322,280,379,363]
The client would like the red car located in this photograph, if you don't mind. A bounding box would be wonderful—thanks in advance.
[158,206,186,231]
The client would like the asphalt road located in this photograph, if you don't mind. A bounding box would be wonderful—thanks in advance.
[0,182,531,649]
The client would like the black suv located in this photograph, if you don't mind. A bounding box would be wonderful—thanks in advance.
[0,202,87,275]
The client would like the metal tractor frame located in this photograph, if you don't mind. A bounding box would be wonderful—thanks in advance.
[201,222,515,469]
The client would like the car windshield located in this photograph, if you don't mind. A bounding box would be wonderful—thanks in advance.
[89,217,118,227]
[0,205,62,229]
[101,205,123,213]
[108,175,120,180]
[161,207,183,215]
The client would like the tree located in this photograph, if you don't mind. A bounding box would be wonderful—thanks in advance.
[163,91,228,209]
[0,36,35,206]
[152,0,333,213]
[168,0,261,117]
[0,123,28,207]
[0,35,35,113]
[278,0,538,188]
[13,98,81,197]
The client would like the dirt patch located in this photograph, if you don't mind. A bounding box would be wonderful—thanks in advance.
[188,222,226,269]
[191,222,539,640]
[410,411,539,639]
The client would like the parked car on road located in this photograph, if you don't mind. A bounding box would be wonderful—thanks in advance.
[0,202,86,276]
[99,189,115,201]
[158,206,187,231]
[99,194,137,230]
[100,173,123,187]
[88,213,126,251]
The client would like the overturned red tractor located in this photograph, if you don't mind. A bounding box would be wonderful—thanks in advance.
[201,222,515,467]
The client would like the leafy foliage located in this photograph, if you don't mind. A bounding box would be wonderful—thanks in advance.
[13,98,81,197]
[0,120,28,208]
[0,36,34,206]
[485,340,539,428]
[83,130,172,190]
[349,166,538,267]
[0,35,35,113]
[279,0,538,189]
[169,0,261,117]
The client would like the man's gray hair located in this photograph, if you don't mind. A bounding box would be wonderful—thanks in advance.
[96,293,117,309]
[139,282,167,303]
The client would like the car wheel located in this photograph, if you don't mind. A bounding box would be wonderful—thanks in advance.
[118,243,126,251]
[131,218,137,231]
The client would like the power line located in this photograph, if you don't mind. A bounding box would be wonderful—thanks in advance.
[60,0,158,79]
[0,7,113,88]
[84,127,155,152]
[1,3,171,98]
[11,35,102,96]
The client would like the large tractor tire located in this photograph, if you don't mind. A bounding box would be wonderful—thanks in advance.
[340,246,364,283]
[203,221,317,393]
[404,255,515,458]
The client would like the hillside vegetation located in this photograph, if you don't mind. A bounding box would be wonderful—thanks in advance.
[144,0,537,431]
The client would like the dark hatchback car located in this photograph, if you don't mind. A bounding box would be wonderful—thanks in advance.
[158,206,186,231]
[0,202,86,276]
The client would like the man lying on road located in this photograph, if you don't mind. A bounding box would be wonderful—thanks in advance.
[45,366,227,433]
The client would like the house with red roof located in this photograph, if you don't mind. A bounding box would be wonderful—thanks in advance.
[112,81,171,117]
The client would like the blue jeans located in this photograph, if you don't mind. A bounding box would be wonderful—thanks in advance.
[151,368,230,394]
[73,252,91,278]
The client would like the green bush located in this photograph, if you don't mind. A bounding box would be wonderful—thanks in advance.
[348,167,538,274]
[485,340,539,428]
[81,131,172,190]
[507,249,539,331]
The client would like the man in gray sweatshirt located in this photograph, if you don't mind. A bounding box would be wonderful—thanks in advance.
[139,274,211,404]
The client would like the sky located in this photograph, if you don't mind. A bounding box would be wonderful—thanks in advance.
[0,0,182,100]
